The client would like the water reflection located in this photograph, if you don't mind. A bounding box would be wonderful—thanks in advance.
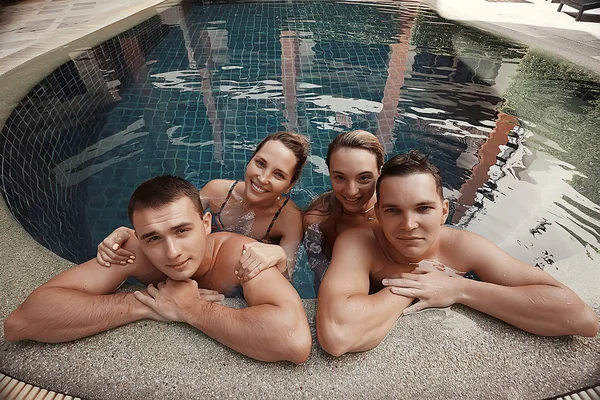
[1,0,598,299]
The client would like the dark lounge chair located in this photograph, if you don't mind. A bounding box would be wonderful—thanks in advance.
[557,0,600,21]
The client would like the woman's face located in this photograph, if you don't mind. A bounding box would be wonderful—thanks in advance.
[329,147,380,213]
[244,139,297,205]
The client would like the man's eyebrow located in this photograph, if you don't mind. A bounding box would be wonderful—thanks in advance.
[140,231,158,240]
[172,222,193,230]
[331,170,374,176]
[139,222,193,240]
[380,201,437,208]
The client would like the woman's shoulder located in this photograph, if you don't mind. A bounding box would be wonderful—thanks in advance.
[201,179,236,196]
[276,198,302,224]
[303,211,325,228]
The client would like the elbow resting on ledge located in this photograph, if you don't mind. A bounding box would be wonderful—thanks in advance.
[572,306,599,337]
[286,328,312,364]
[278,312,312,364]
[3,309,26,342]
[316,319,359,357]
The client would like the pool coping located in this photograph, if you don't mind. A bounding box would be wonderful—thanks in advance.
[0,0,599,399]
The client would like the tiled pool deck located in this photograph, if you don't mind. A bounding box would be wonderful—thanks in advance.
[0,0,599,399]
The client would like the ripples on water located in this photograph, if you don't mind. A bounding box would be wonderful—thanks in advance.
[1,0,599,298]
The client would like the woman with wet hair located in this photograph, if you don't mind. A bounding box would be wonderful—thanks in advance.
[303,130,384,293]
[97,131,310,281]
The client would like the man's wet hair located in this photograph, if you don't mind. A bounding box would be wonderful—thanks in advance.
[376,150,443,201]
[128,175,203,222]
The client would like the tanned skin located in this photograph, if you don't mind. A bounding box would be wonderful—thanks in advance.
[4,197,311,364]
[317,173,599,356]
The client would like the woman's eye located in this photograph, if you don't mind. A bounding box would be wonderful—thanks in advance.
[334,175,345,181]
[274,172,285,179]
[256,160,265,167]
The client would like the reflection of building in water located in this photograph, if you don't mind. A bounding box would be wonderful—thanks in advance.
[393,10,525,193]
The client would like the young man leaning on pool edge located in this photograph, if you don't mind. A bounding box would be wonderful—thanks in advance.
[317,150,599,356]
[4,176,311,364]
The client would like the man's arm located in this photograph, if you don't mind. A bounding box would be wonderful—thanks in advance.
[458,230,598,336]
[135,268,311,364]
[3,257,159,343]
[387,229,599,337]
[316,229,413,357]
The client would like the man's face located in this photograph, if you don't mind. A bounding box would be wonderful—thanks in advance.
[132,197,211,280]
[375,173,448,262]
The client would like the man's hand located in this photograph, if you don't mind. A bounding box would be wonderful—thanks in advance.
[97,227,136,267]
[133,279,224,322]
[382,260,465,315]
[236,242,285,283]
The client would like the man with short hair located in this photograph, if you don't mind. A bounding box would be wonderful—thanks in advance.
[4,176,311,364]
[317,150,598,357]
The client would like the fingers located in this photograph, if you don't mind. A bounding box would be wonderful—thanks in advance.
[388,287,419,298]
[402,301,428,316]
[241,266,261,283]
[96,252,110,267]
[382,278,419,287]
[134,290,155,307]
[406,266,429,274]
[147,284,159,297]
[241,259,263,280]
[97,243,134,266]
[242,242,257,252]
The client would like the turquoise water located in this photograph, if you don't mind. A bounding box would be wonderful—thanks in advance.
[1,0,599,298]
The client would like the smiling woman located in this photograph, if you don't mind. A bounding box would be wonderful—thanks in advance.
[303,130,384,292]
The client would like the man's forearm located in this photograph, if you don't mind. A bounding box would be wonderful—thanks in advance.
[458,280,599,336]
[4,288,148,343]
[183,300,310,363]
[317,289,412,356]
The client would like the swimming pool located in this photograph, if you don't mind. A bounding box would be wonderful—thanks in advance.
[1,0,599,299]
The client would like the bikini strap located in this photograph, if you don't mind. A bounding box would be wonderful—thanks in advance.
[218,180,239,213]
[263,197,290,241]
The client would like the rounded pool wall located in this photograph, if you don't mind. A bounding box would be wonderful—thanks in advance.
[0,0,599,399]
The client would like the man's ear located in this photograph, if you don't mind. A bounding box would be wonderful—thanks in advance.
[203,211,212,235]
[441,199,449,225]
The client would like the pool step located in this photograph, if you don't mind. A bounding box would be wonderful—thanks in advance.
[0,370,598,399]
[554,385,600,400]
[0,373,81,400]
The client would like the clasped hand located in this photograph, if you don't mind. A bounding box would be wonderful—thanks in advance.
[134,279,224,322]
[382,259,465,315]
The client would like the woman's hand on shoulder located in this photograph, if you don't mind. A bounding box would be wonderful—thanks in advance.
[96,226,136,267]
[236,242,286,283]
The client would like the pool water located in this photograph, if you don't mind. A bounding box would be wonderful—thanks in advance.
[1,0,599,298]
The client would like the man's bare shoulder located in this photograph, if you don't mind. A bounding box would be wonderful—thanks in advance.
[338,224,378,246]
[330,225,379,267]
[207,231,255,269]
[439,226,486,256]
